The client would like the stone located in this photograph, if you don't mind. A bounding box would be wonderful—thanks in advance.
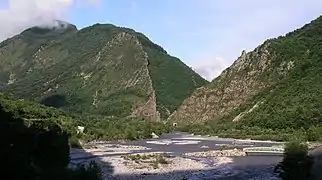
[151,132,159,139]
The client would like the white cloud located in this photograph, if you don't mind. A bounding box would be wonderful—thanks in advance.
[188,0,322,81]
[0,0,98,41]
[189,56,230,81]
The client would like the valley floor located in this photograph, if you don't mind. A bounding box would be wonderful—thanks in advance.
[70,132,288,179]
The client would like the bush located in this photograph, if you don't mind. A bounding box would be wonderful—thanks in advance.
[68,161,102,180]
[274,139,314,180]
[70,135,83,149]
[78,116,174,141]
[0,100,102,180]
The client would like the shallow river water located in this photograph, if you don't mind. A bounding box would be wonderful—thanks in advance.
[71,132,284,179]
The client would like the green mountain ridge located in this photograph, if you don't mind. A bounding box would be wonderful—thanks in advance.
[171,15,322,137]
[0,22,207,120]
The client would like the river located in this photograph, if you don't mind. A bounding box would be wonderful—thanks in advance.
[70,132,284,179]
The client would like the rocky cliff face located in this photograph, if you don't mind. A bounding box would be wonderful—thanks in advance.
[171,15,322,126]
[170,42,276,122]
[0,23,207,120]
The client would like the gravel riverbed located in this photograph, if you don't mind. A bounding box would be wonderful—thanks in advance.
[70,132,284,180]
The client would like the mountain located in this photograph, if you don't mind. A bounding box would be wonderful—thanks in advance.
[0,22,207,120]
[171,16,322,131]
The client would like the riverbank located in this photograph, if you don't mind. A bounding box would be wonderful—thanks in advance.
[103,152,232,175]
[184,149,246,157]
[70,132,290,179]
[71,146,281,180]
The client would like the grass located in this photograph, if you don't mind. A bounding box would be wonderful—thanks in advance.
[69,135,83,149]
[218,144,241,151]
[121,153,171,169]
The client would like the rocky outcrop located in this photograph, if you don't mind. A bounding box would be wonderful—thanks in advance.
[170,41,291,123]
[129,35,161,120]
[0,23,206,120]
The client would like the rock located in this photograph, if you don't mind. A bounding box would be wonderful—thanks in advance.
[151,132,159,138]
[141,172,151,176]
[201,146,209,149]
[184,149,246,157]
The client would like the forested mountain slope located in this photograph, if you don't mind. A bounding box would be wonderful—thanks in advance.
[172,16,322,137]
[0,21,207,120]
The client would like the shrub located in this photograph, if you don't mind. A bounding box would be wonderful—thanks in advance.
[274,138,314,180]
[69,135,83,149]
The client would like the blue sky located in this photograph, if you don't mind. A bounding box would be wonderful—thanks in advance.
[1,0,322,80]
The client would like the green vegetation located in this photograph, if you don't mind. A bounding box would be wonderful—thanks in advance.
[4,15,322,180]
[0,22,206,119]
[121,153,171,169]
[68,161,102,180]
[274,138,314,180]
[179,120,322,141]
[0,91,173,143]
[0,93,75,131]
[151,154,169,169]
[0,95,101,180]
[75,115,174,141]
[122,153,171,161]
[234,16,322,132]
[243,147,284,152]
[0,90,177,179]
[175,16,322,142]
[218,144,241,151]
[142,42,207,118]
[69,135,83,149]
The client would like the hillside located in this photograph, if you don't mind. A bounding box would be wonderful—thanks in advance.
[0,92,73,126]
[171,16,322,140]
[0,91,105,180]
[0,21,207,120]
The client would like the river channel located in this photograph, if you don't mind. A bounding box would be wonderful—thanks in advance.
[70,132,284,179]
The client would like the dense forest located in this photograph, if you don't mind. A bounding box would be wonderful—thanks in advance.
[0,93,174,143]
[0,22,206,120]
[0,93,102,180]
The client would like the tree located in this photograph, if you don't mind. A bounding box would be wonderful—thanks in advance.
[274,139,314,180]
[0,103,70,179]
[0,103,102,180]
